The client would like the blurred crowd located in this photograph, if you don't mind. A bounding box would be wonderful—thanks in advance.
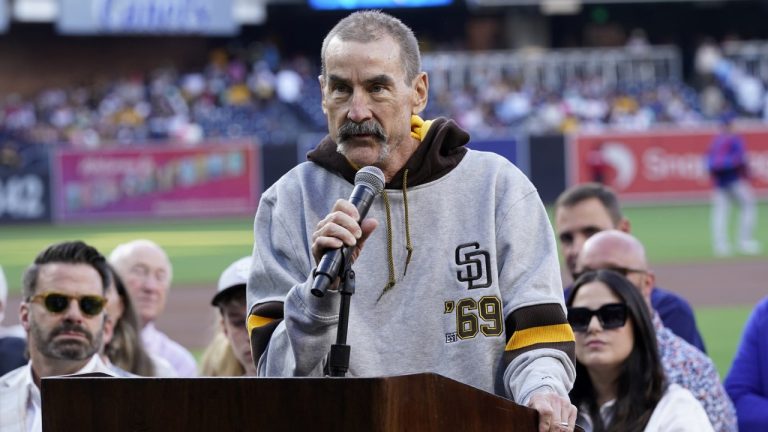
[0,44,324,149]
[423,76,704,138]
[3,37,768,147]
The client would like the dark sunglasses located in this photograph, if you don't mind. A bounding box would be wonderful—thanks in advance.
[28,292,107,317]
[567,303,628,332]
[573,266,647,281]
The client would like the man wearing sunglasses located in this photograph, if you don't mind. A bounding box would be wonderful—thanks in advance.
[0,241,115,431]
[554,182,706,353]
[576,230,736,432]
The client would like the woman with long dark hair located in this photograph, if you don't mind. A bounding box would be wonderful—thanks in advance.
[102,265,175,377]
[566,270,712,431]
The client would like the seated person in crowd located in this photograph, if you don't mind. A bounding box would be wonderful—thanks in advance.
[0,265,26,376]
[725,295,768,430]
[577,231,735,431]
[0,241,116,431]
[200,257,256,376]
[566,269,713,431]
[555,182,707,352]
[109,239,197,377]
[199,331,247,376]
[101,265,176,377]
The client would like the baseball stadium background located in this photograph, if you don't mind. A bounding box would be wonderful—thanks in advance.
[2,0,768,379]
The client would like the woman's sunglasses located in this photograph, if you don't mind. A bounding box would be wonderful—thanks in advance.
[567,303,628,332]
[27,292,107,317]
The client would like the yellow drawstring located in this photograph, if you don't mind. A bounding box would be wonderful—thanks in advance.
[402,169,413,276]
[381,191,397,295]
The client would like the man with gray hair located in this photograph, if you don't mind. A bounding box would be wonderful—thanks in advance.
[109,239,196,377]
[249,11,577,431]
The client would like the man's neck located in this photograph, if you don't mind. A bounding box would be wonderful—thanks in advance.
[30,355,92,388]
[379,136,421,183]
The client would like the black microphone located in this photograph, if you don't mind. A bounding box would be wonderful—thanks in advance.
[311,166,385,297]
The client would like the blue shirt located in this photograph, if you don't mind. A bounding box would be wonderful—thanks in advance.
[707,132,747,188]
[725,296,768,431]
[0,337,26,377]
[651,287,707,353]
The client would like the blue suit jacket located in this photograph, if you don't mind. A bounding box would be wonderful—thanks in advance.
[725,296,768,430]
[0,337,26,377]
[650,287,706,353]
[564,285,706,353]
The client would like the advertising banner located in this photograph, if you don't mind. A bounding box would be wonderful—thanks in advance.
[53,142,259,221]
[0,140,52,223]
[571,128,768,202]
[58,0,237,35]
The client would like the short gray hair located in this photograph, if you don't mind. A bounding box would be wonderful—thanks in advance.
[320,10,421,83]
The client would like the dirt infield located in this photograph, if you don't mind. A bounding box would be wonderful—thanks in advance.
[5,259,766,351]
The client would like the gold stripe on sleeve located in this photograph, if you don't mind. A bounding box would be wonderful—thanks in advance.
[247,314,277,336]
[505,323,575,352]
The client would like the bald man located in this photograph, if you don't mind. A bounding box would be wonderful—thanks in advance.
[109,240,196,377]
[555,183,706,352]
[574,230,736,432]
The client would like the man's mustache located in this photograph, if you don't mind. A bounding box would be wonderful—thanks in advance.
[50,322,92,342]
[338,120,387,142]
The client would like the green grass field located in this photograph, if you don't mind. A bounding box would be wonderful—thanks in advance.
[1,202,766,377]
[0,217,255,293]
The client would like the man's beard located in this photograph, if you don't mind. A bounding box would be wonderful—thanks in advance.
[31,317,102,361]
[336,120,390,164]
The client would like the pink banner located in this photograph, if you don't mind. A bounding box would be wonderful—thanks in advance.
[54,142,260,220]
[571,127,768,202]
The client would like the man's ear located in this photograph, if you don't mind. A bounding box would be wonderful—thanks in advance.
[220,315,228,337]
[20,302,31,332]
[642,271,656,300]
[319,75,328,115]
[618,218,631,233]
[411,72,428,114]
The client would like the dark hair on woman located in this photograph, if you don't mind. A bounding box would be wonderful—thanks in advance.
[566,269,666,432]
[104,264,156,376]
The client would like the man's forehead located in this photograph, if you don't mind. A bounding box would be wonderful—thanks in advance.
[325,36,401,70]
[127,246,170,269]
[38,263,102,292]
[556,198,615,230]
[220,296,247,312]
[580,243,643,270]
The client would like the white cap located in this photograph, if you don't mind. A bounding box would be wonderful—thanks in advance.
[212,257,251,306]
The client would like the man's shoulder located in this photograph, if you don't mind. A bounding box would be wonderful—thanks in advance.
[152,328,195,358]
[0,336,25,351]
[461,150,536,196]
[651,286,694,312]
[463,148,519,172]
[0,363,27,388]
[262,162,344,204]
[658,326,716,375]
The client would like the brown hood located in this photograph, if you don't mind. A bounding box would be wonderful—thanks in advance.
[306,117,469,188]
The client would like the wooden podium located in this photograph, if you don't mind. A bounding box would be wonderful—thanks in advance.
[42,373,540,431]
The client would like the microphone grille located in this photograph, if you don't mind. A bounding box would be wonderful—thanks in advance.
[355,166,385,194]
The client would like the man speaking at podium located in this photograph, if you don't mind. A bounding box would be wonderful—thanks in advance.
[247,11,577,431]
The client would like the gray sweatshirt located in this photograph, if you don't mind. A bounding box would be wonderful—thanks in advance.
[248,120,575,404]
